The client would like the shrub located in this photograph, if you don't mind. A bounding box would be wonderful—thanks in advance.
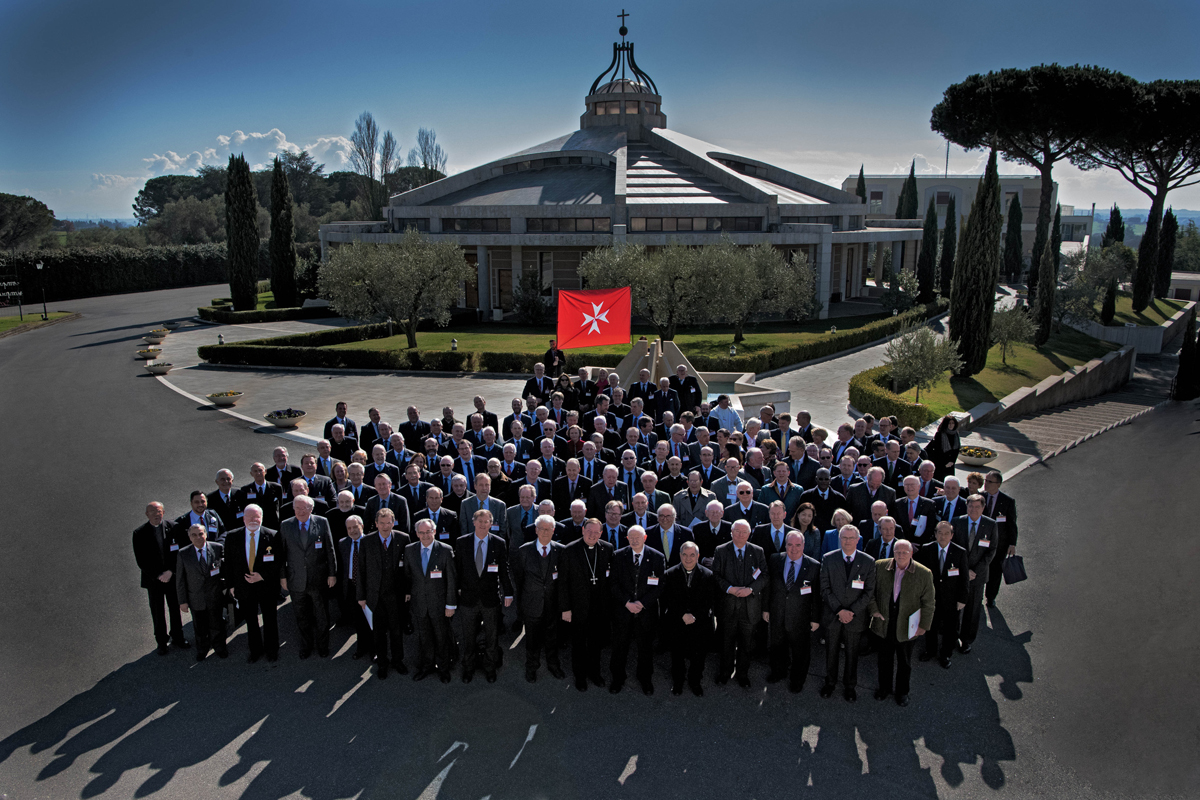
[848,365,938,428]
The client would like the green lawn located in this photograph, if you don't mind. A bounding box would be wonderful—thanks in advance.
[898,327,1120,416]
[1104,292,1186,326]
[211,291,288,311]
[0,311,72,335]
[322,313,892,357]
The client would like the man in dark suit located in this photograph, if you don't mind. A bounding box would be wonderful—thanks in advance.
[171,490,225,546]
[723,483,770,529]
[873,441,912,490]
[608,525,666,695]
[345,463,378,507]
[934,476,967,523]
[784,439,821,490]
[511,515,565,682]
[455,509,513,683]
[599,502,630,550]
[661,541,716,695]
[648,377,681,424]
[627,369,654,404]
[918,521,970,668]
[622,493,658,532]
[223,504,280,662]
[672,470,716,530]
[712,520,767,688]
[294,454,334,505]
[587,465,630,518]
[337,516,373,659]
[279,478,330,522]
[582,394,617,436]
[360,407,387,453]
[845,467,897,526]
[952,495,998,653]
[751,500,797,558]
[798,469,848,533]
[560,518,615,691]
[552,460,592,518]
[357,508,410,677]
[176,523,227,661]
[981,471,1019,607]
[413,487,460,546]
[365,445,401,488]
[132,501,188,655]
[522,363,553,405]
[207,470,240,531]
[235,463,284,530]
[364,474,411,534]
[819,524,877,701]
[405,519,458,682]
[669,364,703,413]
[764,531,821,692]
[830,456,863,497]
[326,491,366,544]
[279,496,337,658]
[865,516,902,559]
[645,504,685,568]
[327,426,356,465]
[397,463,434,516]
[267,446,303,500]
[322,400,358,442]
[555,501,589,543]
[892,476,937,546]
[398,405,432,451]
[689,500,731,561]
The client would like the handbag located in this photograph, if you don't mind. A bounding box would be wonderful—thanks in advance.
[1002,554,1027,585]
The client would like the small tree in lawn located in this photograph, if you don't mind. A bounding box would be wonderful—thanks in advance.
[320,230,474,349]
[1173,308,1198,401]
[1157,208,1179,299]
[938,196,957,297]
[880,266,918,314]
[991,307,1036,365]
[1033,237,1056,346]
[511,271,550,325]
[1002,193,1023,284]
[884,323,964,403]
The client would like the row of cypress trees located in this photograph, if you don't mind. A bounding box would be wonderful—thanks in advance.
[224,153,299,312]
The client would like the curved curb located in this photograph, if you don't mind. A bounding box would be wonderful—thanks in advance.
[152,373,322,447]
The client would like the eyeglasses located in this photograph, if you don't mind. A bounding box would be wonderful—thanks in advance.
[738,490,752,495]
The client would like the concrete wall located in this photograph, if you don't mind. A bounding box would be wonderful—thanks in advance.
[1076,300,1195,355]
[965,346,1137,430]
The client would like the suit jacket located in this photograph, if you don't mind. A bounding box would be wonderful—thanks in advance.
[336,535,367,600]
[278,516,336,594]
[751,523,798,558]
[222,525,281,593]
[672,488,717,529]
[132,520,185,589]
[722,500,770,529]
[661,564,716,643]
[554,519,587,544]
[610,545,666,619]
[758,482,806,521]
[356,531,410,608]
[845,482,897,526]
[405,540,457,618]
[511,539,563,619]
[512,475,553,507]
[363,461,400,488]
[915,478,943,499]
[951,515,999,582]
[395,419,431,451]
[413,507,460,546]
[364,492,411,533]
[324,416,359,442]
[711,473,757,506]
[798,488,848,532]
[866,536,903,560]
[868,558,936,643]
[647,389,681,423]
[830,473,863,497]
[688,462,722,490]
[687,519,730,560]
[385,448,418,473]
[396,480,434,514]
[917,541,970,608]
[621,510,658,531]
[325,504,367,542]
[559,538,616,621]
[523,376,554,403]
[176,542,225,609]
[711,541,768,621]
[788,456,821,490]
[873,456,913,490]
[279,496,330,524]
[668,375,703,413]
[458,495,508,544]
[205,490,240,531]
[360,421,388,452]
[891,495,938,545]
[506,504,541,548]
[819,549,876,631]
[830,438,858,465]
[552,475,592,518]
[765,552,822,634]
[454,533,513,607]
[982,491,1019,547]
[935,496,967,523]
[234,481,284,529]
[170,509,225,546]
[587,481,630,518]
[453,455,488,486]
[267,464,303,497]
[345,483,377,507]
[644,524,686,567]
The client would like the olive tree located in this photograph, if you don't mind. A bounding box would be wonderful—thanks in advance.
[883,324,963,403]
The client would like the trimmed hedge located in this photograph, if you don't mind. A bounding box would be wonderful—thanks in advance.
[848,365,938,428]
[477,351,624,373]
[197,305,338,323]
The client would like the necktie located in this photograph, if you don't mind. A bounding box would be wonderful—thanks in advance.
[301,521,308,534]
[773,529,782,550]
[634,552,641,569]
[199,547,206,566]
[524,509,532,527]
[476,538,485,576]
[465,463,473,485]
[939,547,946,572]
[989,494,997,516]
[422,547,431,573]
[542,545,549,558]
[786,560,796,589]
[353,540,361,582]
[662,530,670,555]
[970,520,977,545]
[610,527,618,545]
[910,499,917,522]
[247,531,257,568]
[736,548,743,561]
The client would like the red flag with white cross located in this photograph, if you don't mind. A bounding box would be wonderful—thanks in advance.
[556,287,632,350]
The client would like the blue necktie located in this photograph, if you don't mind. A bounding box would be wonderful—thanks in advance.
[421,547,430,573]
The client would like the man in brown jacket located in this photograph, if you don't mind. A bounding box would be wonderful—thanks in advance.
[869,539,935,707]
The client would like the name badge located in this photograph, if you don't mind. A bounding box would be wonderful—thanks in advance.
[979,539,991,548]
[851,579,865,590]
[751,567,761,580]
[263,554,274,562]
[208,523,218,532]
[170,543,179,551]
[315,541,323,549]
[647,575,659,586]
[606,568,611,577]
[210,567,220,577]
[236,512,244,519]
[487,564,499,573]
[439,533,449,539]
[430,569,442,579]
[490,524,500,531]
[800,586,812,595]
[948,567,960,576]
[996,515,1007,522]
[399,559,405,567]
[247,493,256,499]
[552,571,559,580]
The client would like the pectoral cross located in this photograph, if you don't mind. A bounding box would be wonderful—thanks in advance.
[590,575,598,585]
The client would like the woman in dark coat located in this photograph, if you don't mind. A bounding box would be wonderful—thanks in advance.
[924,415,962,481]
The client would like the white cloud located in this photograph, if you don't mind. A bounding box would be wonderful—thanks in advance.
[90,173,141,190]
[143,129,356,176]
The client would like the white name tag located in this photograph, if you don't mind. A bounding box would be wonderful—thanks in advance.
[948,568,960,576]
[751,567,761,580]
[647,575,659,586]
[169,544,179,551]
[799,585,812,595]
[236,512,244,519]
[207,523,218,532]
[979,539,991,548]
[263,554,274,562]
[851,579,865,590]
[210,567,220,577]
[246,493,256,499]
[996,515,1007,522]
[430,569,442,579]
[490,524,500,531]
[315,541,323,549]
[552,571,558,580]
[487,564,499,573]
[439,533,449,539]
[606,568,611,577]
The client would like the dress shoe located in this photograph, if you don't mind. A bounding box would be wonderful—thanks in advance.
[844,688,857,702]
[216,649,229,659]
[819,683,835,699]
[690,683,704,697]
[788,681,804,694]
[352,649,369,660]
[525,671,537,683]
[439,672,451,684]
[874,689,891,701]
[609,682,623,694]
[173,638,191,649]
[736,676,751,689]
[918,651,935,662]
[485,671,497,683]
[377,667,388,680]
[671,683,683,696]
[392,660,409,675]
[589,674,606,688]
[299,650,312,660]
[462,671,474,684]
[958,643,973,654]
[547,664,566,680]
[317,648,329,658]
[641,681,654,696]
[766,670,786,684]
[195,651,208,663]
[413,669,431,682]
[246,652,262,664]
[576,678,588,692]
[939,657,952,669]
[157,644,170,656]
[896,694,910,707]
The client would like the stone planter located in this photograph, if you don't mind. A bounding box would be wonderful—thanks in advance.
[959,446,998,466]
[136,349,162,360]
[144,361,173,375]
[264,410,306,428]
[207,391,243,407]
[143,334,166,345]
[162,322,182,331]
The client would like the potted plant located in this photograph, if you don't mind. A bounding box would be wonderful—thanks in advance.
[264,408,306,428]
[143,332,167,344]
[144,361,173,375]
[959,446,998,466]
[162,321,182,331]
[207,390,244,407]
[136,348,162,360]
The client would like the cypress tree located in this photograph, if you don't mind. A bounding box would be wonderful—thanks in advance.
[1034,237,1055,346]
[916,196,938,303]
[224,153,259,312]
[269,157,298,308]
[1100,276,1117,326]
[1102,204,1124,248]
[1050,203,1062,274]
[1133,210,1160,312]
[856,165,867,203]
[1173,308,1198,401]
[895,160,919,220]
[1157,208,1178,299]
[949,150,1003,376]
[938,195,957,297]
[1002,193,1023,283]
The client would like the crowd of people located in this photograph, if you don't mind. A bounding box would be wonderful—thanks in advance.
[133,363,1019,705]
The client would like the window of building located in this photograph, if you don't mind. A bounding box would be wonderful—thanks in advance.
[676,217,693,231]
[936,191,951,205]
[1174,288,1194,301]
[443,218,511,233]
[605,101,621,114]
[869,190,883,214]
[396,218,429,232]
[646,218,662,231]
[625,101,639,114]
[538,253,553,296]
[527,217,609,233]
[645,103,658,115]
[630,217,646,232]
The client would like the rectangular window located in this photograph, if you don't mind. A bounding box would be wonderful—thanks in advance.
[646,218,662,232]
[1174,288,1194,301]
[576,217,593,232]
[481,219,497,232]
[568,156,582,164]
[498,218,511,232]
[527,219,542,232]
[936,191,951,205]
[693,218,707,232]
[543,218,559,232]
[539,253,553,296]
[869,190,883,214]
[625,101,639,114]
[594,217,611,232]
[594,103,605,115]
[662,217,677,232]
[630,218,646,232]
[503,163,518,174]
[605,101,621,114]
[676,217,692,231]
[646,103,657,115]
[560,218,576,232]
[708,218,723,231]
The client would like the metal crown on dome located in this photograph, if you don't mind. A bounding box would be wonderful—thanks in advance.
[588,9,658,95]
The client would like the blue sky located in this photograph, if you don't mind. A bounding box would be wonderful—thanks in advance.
[3,0,1199,219]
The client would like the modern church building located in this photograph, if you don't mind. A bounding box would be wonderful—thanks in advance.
[320,26,924,320]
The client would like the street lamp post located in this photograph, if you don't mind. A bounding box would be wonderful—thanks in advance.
[36,261,47,320]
